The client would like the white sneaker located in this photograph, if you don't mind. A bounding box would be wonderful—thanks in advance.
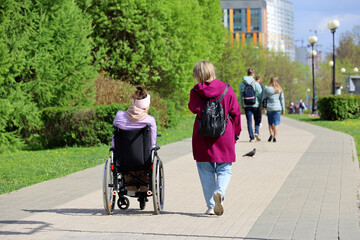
[213,192,224,216]
[254,134,261,142]
[205,208,215,215]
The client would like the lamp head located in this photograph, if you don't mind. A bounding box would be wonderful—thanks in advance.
[354,67,359,73]
[308,36,318,44]
[328,19,340,30]
[310,50,317,56]
[329,61,334,67]
[341,68,346,73]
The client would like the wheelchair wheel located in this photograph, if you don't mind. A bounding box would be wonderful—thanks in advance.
[103,157,116,215]
[117,196,130,210]
[152,156,165,215]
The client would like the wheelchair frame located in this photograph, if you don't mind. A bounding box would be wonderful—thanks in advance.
[102,127,165,215]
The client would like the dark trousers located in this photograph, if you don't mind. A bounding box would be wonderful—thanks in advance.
[244,107,261,140]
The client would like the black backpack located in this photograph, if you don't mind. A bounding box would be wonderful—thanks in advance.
[243,81,256,105]
[192,84,230,138]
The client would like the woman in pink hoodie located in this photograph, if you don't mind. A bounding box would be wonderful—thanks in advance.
[188,61,241,216]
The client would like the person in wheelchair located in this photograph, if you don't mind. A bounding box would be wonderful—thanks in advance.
[111,85,157,209]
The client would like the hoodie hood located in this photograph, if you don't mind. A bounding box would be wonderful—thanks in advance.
[242,76,255,84]
[193,79,226,99]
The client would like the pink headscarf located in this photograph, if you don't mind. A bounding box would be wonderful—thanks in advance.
[125,94,151,122]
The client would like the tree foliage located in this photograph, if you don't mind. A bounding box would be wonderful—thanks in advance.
[76,0,226,104]
[216,42,310,106]
[0,0,96,152]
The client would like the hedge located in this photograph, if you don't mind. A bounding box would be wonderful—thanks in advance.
[32,103,171,149]
[317,95,360,120]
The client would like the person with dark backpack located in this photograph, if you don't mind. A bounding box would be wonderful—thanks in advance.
[239,68,263,142]
[188,61,241,216]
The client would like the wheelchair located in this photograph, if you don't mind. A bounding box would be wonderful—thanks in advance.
[102,125,165,215]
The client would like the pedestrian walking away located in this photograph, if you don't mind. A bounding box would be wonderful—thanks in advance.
[262,77,285,143]
[298,99,306,114]
[239,69,263,142]
[188,60,241,216]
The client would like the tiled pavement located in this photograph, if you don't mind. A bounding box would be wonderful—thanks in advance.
[0,117,359,240]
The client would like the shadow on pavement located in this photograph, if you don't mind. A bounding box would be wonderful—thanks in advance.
[22,208,210,218]
[0,220,51,235]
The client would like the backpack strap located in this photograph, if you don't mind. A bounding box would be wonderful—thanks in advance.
[244,80,255,86]
[220,84,230,124]
[218,84,230,102]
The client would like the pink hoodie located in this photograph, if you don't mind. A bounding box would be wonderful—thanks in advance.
[188,79,241,162]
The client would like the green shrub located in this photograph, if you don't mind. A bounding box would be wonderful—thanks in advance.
[39,104,127,148]
[38,103,173,149]
[317,95,360,120]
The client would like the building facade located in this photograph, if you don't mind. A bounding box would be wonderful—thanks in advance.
[220,0,295,61]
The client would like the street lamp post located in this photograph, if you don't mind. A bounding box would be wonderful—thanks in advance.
[306,88,310,107]
[328,19,340,95]
[308,35,318,114]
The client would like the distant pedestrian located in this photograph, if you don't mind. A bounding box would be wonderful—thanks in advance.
[262,77,285,143]
[239,69,263,142]
[290,102,296,114]
[298,99,306,114]
[188,60,241,216]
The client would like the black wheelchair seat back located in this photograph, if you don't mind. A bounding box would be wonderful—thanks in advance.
[113,125,152,171]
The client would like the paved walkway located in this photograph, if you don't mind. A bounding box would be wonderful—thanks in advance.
[0,117,359,239]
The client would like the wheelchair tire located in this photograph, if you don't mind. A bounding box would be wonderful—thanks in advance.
[103,157,116,215]
[152,155,165,215]
[117,196,130,210]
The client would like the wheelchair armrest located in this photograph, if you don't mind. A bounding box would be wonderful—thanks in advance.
[109,147,115,152]
[153,146,160,151]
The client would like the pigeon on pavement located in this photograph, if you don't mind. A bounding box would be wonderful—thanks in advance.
[243,148,256,157]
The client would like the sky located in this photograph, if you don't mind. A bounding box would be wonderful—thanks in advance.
[293,0,360,55]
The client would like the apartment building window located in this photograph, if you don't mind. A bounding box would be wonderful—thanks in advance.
[233,9,242,32]
[250,9,260,32]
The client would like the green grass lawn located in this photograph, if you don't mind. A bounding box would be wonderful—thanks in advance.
[0,114,195,195]
[286,113,360,162]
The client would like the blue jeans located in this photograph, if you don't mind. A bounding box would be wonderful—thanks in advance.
[196,162,232,209]
[245,107,261,140]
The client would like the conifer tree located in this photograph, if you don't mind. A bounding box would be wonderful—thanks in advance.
[0,0,96,152]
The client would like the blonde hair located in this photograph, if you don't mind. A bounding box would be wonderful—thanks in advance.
[270,77,283,94]
[193,61,216,83]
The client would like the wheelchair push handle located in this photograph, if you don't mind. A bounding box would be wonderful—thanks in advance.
[157,133,162,137]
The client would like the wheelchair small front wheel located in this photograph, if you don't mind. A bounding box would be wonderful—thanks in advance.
[152,156,165,215]
[103,157,116,215]
[117,196,130,210]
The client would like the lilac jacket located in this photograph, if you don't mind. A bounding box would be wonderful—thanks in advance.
[111,111,157,149]
[188,79,241,162]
